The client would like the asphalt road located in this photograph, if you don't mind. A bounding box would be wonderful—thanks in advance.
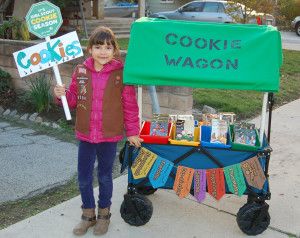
[281,31,300,51]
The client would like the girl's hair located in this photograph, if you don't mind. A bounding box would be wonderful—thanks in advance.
[87,26,121,59]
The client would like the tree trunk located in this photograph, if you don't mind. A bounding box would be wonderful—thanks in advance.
[12,0,36,20]
[0,0,12,23]
[93,0,104,19]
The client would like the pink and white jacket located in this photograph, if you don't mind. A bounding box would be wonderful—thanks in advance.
[59,57,140,143]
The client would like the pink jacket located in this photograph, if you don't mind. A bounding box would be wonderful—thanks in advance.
[61,57,140,143]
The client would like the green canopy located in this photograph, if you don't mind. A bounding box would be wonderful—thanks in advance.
[124,17,282,92]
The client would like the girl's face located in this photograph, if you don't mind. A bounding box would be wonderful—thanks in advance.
[89,42,114,70]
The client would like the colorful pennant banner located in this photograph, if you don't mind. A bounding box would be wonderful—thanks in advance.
[173,166,194,199]
[206,168,225,200]
[241,156,266,190]
[131,147,157,179]
[148,157,174,189]
[224,164,246,196]
[193,169,206,203]
[130,147,267,202]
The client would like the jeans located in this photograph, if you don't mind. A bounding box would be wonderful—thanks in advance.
[78,140,117,209]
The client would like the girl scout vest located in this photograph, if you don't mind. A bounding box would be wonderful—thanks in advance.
[75,64,124,138]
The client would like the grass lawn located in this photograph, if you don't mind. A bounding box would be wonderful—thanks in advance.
[193,50,300,119]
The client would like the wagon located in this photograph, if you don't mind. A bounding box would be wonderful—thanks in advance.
[119,17,282,236]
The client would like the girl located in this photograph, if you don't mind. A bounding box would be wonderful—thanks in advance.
[54,26,142,236]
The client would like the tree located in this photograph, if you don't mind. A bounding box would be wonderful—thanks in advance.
[226,0,275,24]
[0,0,13,23]
[277,0,300,24]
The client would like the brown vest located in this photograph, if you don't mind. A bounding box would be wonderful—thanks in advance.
[75,65,124,138]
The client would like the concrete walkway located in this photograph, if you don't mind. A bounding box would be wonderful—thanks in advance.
[1,99,300,237]
[0,122,77,202]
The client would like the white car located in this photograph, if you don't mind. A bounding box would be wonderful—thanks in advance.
[292,16,300,36]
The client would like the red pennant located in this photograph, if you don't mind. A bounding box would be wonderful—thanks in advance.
[206,168,225,200]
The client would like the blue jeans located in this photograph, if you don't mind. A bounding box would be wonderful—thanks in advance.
[78,141,117,209]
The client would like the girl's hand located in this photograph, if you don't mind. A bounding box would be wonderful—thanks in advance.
[127,136,143,147]
[53,84,66,98]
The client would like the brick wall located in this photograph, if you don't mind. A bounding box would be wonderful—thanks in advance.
[0,39,193,119]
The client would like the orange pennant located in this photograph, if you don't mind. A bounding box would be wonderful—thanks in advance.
[173,166,194,199]
[206,168,225,200]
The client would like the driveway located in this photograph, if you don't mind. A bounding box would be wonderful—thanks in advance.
[280,31,300,51]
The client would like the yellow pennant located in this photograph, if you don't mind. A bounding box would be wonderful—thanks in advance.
[131,147,157,179]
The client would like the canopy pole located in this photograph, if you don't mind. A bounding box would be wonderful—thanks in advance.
[138,86,142,126]
[137,0,146,127]
[148,86,160,114]
[259,92,268,145]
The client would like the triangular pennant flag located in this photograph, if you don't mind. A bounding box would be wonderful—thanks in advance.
[206,168,225,200]
[131,147,157,179]
[241,156,266,190]
[193,169,206,203]
[173,166,194,199]
[148,156,174,189]
[224,164,246,197]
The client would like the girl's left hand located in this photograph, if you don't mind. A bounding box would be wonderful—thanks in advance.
[127,136,143,147]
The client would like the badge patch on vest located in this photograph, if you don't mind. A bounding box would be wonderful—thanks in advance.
[115,75,121,87]
[78,76,88,101]
[78,67,87,74]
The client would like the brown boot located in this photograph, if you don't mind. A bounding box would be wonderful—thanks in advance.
[73,208,96,236]
[93,207,111,236]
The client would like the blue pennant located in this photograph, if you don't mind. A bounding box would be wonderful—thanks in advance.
[148,156,174,189]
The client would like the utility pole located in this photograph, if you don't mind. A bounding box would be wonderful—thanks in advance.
[138,0,145,18]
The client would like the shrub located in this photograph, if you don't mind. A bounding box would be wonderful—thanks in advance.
[0,68,12,93]
[0,68,16,107]
[0,18,30,41]
[25,76,53,113]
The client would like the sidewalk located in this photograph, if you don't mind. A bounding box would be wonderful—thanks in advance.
[1,99,300,238]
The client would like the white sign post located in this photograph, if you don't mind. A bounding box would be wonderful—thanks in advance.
[18,1,79,120]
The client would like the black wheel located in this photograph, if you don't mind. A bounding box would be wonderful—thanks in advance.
[237,202,270,235]
[120,194,153,226]
[296,23,300,36]
[118,144,126,164]
[136,186,157,195]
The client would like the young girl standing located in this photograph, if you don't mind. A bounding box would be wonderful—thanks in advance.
[54,26,142,236]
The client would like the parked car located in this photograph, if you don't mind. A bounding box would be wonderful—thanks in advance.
[104,3,138,18]
[149,0,275,25]
[292,16,300,36]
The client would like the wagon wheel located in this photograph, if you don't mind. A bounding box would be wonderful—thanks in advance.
[120,193,153,226]
[236,202,270,235]
[136,186,157,195]
[118,144,126,165]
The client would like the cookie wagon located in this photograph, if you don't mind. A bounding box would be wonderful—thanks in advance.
[119,17,282,236]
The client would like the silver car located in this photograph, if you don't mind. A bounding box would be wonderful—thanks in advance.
[150,1,242,23]
[291,16,300,36]
[149,0,275,25]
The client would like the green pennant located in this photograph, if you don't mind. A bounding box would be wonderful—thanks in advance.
[224,164,246,197]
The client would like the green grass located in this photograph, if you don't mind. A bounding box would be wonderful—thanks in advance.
[193,50,300,119]
[0,177,79,230]
[80,38,129,50]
